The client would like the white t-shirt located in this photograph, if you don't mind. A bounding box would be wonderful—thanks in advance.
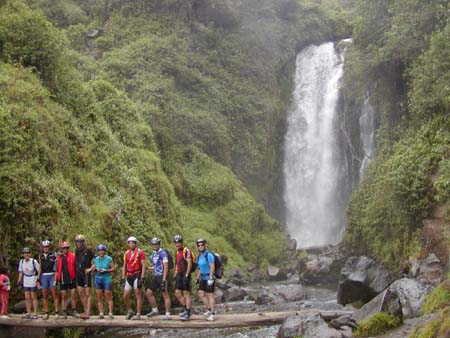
[19,258,40,288]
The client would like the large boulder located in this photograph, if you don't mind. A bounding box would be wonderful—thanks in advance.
[267,265,288,281]
[276,284,306,302]
[417,253,443,286]
[214,288,224,304]
[222,286,248,302]
[353,289,402,323]
[278,310,353,338]
[227,267,247,286]
[298,245,347,286]
[337,256,394,305]
[388,278,431,318]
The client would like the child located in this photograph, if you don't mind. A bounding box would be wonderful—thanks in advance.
[0,267,10,318]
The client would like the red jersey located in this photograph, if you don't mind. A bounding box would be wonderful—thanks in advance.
[176,247,192,273]
[124,248,145,276]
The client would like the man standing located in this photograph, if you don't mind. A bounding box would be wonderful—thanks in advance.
[173,234,194,321]
[17,247,40,319]
[196,238,216,321]
[74,234,95,319]
[145,237,172,320]
[38,240,59,319]
[121,236,146,320]
[56,241,77,319]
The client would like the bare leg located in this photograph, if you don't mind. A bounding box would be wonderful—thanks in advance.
[183,291,192,309]
[24,291,32,314]
[70,288,77,311]
[50,287,59,313]
[96,290,104,315]
[145,289,157,308]
[175,290,185,307]
[198,290,209,308]
[31,291,38,314]
[85,287,92,314]
[105,290,113,314]
[42,289,49,313]
[162,291,171,313]
[77,286,87,313]
[61,290,67,311]
[207,293,215,312]
[124,290,132,311]
[135,288,142,314]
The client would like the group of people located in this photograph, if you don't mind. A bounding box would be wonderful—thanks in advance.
[0,234,218,321]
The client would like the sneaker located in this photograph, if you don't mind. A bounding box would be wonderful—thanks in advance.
[179,309,187,317]
[31,314,38,320]
[206,313,216,322]
[98,313,104,319]
[61,312,67,319]
[0,315,9,319]
[72,310,80,318]
[42,313,49,320]
[146,309,159,317]
[55,314,60,320]
[132,313,141,320]
[203,310,211,317]
[162,314,171,320]
[181,313,190,321]
[108,313,114,319]
[126,310,134,320]
[21,313,31,319]
[80,312,90,320]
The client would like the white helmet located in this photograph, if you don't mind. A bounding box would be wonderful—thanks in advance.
[41,240,51,247]
[127,236,138,243]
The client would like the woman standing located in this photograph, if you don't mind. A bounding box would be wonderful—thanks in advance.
[17,247,40,319]
[87,244,115,319]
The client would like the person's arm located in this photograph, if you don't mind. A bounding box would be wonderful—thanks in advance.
[121,255,126,280]
[185,249,192,276]
[162,261,169,281]
[140,252,146,279]
[37,257,42,281]
[208,253,215,280]
[108,260,116,273]
[87,263,96,273]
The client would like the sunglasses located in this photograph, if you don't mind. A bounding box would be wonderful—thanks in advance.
[197,244,205,247]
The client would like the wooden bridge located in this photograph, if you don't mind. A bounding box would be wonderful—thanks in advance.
[0,311,295,329]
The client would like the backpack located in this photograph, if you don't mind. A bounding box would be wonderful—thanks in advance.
[206,251,224,279]
[161,249,174,270]
[20,259,39,276]
[183,247,197,273]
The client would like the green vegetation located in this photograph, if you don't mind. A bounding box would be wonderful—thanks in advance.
[421,280,450,315]
[410,307,450,338]
[354,312,402,337]
[0,0,350,308]
[344,0,450,271]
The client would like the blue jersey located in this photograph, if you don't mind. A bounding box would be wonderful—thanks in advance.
[198,251,215,280]
[93,255,113,282]
[150,249,168,277]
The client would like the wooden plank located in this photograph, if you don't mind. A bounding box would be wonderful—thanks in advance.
[0,311,295,329]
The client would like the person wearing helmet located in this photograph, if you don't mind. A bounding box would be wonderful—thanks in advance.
[121,236,146,320]
[38,240,59,319]
[17,247,40,319]
[196,238,216,321]
[145,237,172,320]
[86,244,115,319]
[173,234,194,321]
[56,241,77,319]
[74,234,95,320]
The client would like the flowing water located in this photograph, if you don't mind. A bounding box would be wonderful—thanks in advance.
[283,41,375,248]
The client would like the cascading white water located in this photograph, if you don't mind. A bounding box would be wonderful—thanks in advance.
[283,42,347,248]
[359,96,376,178]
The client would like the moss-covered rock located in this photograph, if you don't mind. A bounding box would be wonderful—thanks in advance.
[354,312,402,337]
[421,279,450,315]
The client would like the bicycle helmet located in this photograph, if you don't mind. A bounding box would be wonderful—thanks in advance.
[96,244,107,251]
[41,240,51,247]
[127,236,137,243]
[196,238,207,245]
[75,234,85,242]
[22,247,31,253]
[150,237,161,245]
[173,234,183,243]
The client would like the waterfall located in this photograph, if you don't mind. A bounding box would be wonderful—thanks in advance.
[283,42,347,248]
[359,96,376,178]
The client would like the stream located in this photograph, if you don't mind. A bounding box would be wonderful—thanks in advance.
[91,282,339,338]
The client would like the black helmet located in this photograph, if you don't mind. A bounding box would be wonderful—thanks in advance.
[150,237,161,245]
[196,238,207,245]
[173,234,183,243]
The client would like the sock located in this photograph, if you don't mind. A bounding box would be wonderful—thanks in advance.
[166,312,170,316]
[152,307,158,312]
[186,309,191,314]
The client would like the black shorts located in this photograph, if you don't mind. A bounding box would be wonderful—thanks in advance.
[60,281,76,291]
[76,272,92,287]
[198,279,215,293]
[175,273,191,292]
[147,276,169,292]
